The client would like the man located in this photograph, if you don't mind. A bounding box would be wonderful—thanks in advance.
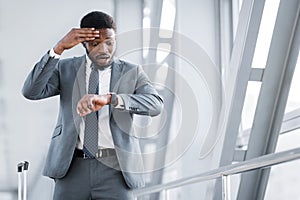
[22,11,163,200]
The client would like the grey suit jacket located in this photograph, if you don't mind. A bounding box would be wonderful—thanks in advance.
[22,52,163,189]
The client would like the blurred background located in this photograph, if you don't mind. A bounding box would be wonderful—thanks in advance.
[0,0,299,199]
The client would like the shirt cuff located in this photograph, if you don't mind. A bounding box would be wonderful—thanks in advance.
[49,48,61,59]
[114,95,125,109]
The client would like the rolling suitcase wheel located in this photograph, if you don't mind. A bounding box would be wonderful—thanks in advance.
[17,161,29,200]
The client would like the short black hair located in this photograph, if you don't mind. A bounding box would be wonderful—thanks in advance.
[80,11,116,31]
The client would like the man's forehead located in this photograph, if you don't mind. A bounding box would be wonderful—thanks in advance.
[96,28,115,39]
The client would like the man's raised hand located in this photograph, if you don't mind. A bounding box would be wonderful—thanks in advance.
[54,28,99,55]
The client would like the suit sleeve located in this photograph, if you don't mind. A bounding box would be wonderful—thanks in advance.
[22,52,61,100]
[118,65,163,116]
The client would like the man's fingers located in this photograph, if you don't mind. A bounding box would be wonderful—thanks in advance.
[72,27,97,33]
[76,28,99,37]
[67,28,100,44]
[77,94,111,117]
[77,101,90,116]
[77,95,97,116]
[89,96,95,108]
[77,27,96,32]
[87,102,94,111]
[77,32,99,38]
[78,108,92,117]
[76,34,99,42]
[76,37,94,44]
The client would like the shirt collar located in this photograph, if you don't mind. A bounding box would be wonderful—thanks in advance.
[85,54,92,69]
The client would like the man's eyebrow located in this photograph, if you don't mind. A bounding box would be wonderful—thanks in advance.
[105,36,114,39]
[93,35,115,41]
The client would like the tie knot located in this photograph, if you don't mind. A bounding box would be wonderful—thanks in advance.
[90,63,97,71]
[91,63,112,71]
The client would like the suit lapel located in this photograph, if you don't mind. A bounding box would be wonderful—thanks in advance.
[110,59,123,93]
[109,59,123,114]
[74,56,87,97]
[72,56,86,130]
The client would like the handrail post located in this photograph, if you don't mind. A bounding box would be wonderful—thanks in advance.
[222,174,231,200]
[162,189,169,200]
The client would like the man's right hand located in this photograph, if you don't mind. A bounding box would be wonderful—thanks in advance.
[53,28,100,55]
[77,94,111,117]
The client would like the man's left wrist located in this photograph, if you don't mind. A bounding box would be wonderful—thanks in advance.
[108,92,118,106]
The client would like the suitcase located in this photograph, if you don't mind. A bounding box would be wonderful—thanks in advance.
[17,161,29,200]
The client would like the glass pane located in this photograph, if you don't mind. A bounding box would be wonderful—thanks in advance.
[251,0,280,68]
[159,0,176,35]
[284,52,300,113]
[0,192,14,200]
[237,81,262,148]
[240,82,262,130]
[276,129,300,152]
[239,0,243,12]
[268,128,300,199]
[265,159,300,200]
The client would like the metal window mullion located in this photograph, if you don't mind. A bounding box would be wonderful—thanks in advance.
[219,0,234,77]
[237,1,300,200]
[219,0,266,165]
[249,68,264,81]
[257,4,300,199]
[222,175,231,200]
[280,108,300,134]
[213,0,266,199]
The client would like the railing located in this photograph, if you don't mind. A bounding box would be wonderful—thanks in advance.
[133,147,300,200]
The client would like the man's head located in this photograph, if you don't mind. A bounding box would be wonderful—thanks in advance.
[81,11,116,68]
[80,11,116,31]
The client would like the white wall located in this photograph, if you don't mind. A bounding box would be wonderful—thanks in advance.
[0,1,114,199]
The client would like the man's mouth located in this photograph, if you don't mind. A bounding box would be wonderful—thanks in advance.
[97,54,110,60]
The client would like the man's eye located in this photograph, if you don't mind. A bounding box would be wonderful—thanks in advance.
[106,41,113,46]
[92,42,98,47]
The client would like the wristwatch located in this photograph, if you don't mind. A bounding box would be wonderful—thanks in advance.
[109,92,118,106]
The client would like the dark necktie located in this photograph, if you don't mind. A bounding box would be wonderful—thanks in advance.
[83,65,99,158]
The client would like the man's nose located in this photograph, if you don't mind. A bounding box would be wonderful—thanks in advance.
[96,43,108,53]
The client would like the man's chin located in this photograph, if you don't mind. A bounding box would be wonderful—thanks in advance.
[94,60,113,69]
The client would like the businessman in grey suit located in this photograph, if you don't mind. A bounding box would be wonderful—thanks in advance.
[22,11,163,200]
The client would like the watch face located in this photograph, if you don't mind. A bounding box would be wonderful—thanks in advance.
[110,93,117,105]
